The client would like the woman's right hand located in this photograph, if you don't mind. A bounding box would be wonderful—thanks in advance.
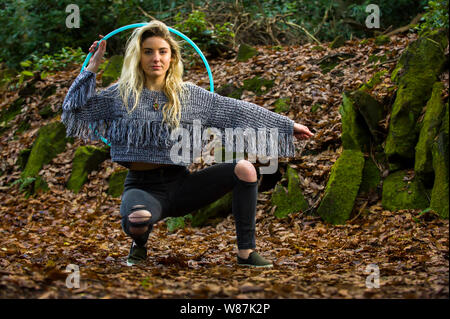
[87,35,107,71]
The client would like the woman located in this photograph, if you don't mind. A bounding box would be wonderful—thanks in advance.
[62,20,313,267]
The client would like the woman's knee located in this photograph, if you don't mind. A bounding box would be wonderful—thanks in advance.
[126,205,152,236]
[234,160,257,183]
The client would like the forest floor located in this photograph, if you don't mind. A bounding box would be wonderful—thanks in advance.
[0,33,448,299]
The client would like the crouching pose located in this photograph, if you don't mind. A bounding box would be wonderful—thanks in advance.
[61,20,313,267]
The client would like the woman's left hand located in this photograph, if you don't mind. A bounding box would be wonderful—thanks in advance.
[293,123,314,140]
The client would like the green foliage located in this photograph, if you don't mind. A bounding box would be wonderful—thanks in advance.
[415,0,449,33]
[17,46,85,84]
[347,0,428,31]
[11,176,36,193]
[0,0,434,72]
[173,10,234,67]
[0,0,184,71]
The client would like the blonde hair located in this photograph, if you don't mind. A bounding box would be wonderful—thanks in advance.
[116,20,188,130]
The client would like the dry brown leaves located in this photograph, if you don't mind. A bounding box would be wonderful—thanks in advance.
[0,33,448,299]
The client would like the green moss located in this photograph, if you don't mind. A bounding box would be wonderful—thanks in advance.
[318,53,354,74]
[359,70,388,92]
[34,175,49,195]
[317,149,365,224]
[237,44,258,62]
[243,76,274,95]
[66,145,110,193]
[216,83,243,99]
[166,214,193,232]
[329,35,345,49]
[359,157,381,195]
[368,54,387,64]
[386,29,448,167]
[430,102,449,218]
[0,97,24,126]
[312,45,326,51]
[359,39,369,45]
[39,105,56,119]
[339,92,371,152]
[381,170,429,211]
[107,169,128,198]
[101,55,123,87]
[191,192,232,227]
[375,35,390,46]
[14,119,31,137]
[351,90,385,141]
[415,82,445,185]
[311,103,321,113]
[274,98,290,113]
[271,166,308,219]
[21,121,67,179]
[17,148,31,170]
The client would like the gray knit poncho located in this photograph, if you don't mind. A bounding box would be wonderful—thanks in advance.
[61,69,295,168]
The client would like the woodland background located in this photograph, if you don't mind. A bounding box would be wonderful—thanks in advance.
[0,0,448,299]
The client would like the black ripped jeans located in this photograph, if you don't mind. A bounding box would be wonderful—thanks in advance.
[119,162,260,250]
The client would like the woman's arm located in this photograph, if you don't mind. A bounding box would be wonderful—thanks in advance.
[186,82,313,157]
[60,68,119,142]
[193,83,313,141]
[61,68,117,114]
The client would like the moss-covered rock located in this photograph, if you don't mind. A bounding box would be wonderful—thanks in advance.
[359,70,388,92]
[101,55,123,87]
[430,102,449,218]
[107,169,128,198]
[242,76,274,95]
[358,156,381,196]
[21,121,68,179]
[17,148,31,170]
[66,145,110,193]
[381,170,429,211]
[14,118,31,138]
[385,29,448,169]
[191,192,233,227]
[39,104,56,119]
[317,149,365,224]
[0,97,24,130]
[339,92,371,152]
[318,53,354,74]
[351,90,385,142]
[271,165,308,218]
[415,82,445,186]
[273,98,290,113]
[216,83,243,99]
[375,35,390,46]
[329,35,345,49]
[237,44,258,62]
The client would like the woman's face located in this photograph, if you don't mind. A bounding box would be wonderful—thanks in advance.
[140,36,173,80]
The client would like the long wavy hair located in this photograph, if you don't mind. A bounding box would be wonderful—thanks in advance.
[116,20,189,130]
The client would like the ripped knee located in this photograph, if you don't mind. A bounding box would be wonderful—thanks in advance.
[127,205,152,236]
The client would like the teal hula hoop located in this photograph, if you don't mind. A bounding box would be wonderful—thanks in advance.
[80,23,214,146]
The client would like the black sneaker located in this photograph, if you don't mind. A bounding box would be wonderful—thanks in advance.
[237,251,273,268]
[126,242,147,266]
